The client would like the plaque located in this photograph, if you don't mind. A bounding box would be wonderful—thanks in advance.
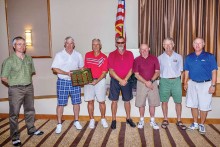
[71,68,93,86]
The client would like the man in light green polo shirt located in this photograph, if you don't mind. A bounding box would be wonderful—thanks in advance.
[1,36,44,146]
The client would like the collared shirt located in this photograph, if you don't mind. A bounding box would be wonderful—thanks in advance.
[108,49,134,79]
[84,51,108,79]
[158,51,183,78]
[1,53,35,86]
[184,50,218,81]
[51,49,84,80]
[133,54,160,80]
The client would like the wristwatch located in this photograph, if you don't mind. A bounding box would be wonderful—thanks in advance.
[150,79,155,83]
[211,85,216,87]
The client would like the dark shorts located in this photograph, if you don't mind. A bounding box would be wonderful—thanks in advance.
[108,78,133,101]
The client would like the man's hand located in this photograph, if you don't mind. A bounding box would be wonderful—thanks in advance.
[119,79,127,86]
[184,83,188,91]
[209,85,215,94]
[145,81,153,90]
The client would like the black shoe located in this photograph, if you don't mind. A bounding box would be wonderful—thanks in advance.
[126,118,136,128]
[28,130,44,136]
[111,120,116,129]
[12,139,21,146]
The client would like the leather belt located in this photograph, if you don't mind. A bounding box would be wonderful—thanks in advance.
[166,77,180,79]
[10,83,31,88]
[192,79,211,83]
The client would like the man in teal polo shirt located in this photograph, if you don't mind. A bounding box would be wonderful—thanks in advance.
[1,36,44,146]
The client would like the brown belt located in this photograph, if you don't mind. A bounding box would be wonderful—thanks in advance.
[166,77,180,79]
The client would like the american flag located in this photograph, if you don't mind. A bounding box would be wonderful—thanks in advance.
[115,0,126,39]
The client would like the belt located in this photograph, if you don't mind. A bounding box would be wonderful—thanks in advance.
[166,77,180,80]
[192,79,211,83]
[10,83,32,88]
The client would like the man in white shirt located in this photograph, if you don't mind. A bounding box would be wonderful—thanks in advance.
[158,37,186,130]
[51,36,84,133]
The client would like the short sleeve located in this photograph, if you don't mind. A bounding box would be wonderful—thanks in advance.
[1,59,11,78]
[51,53,61,69]
[78,53,84,68]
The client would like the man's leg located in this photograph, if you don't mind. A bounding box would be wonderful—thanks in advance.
[124,101,131,119]
[175,103,182,121]
[111,101,118,120]
[200,110,208,124]
[57,106,64,123]
[88,100,94,119]
[73,104,80,120]
[149,106,155,118]
[191,108,199,123]
[162,102,168,120]
[24,85,37,134]
[139,106,145,118]
[99,101,106,118]
[9,87,24,141]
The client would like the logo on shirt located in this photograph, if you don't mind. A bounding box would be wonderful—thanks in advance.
[173,59,177,62]
[201,59,206,61]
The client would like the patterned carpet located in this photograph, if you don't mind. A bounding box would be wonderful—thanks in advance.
[0,118,220,147]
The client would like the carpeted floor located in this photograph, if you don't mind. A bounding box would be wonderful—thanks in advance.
[0,118,220,147]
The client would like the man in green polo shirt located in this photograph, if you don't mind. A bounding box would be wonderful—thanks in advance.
[1,36,44,146]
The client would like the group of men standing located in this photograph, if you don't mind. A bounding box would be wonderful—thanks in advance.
[1,36,217,146]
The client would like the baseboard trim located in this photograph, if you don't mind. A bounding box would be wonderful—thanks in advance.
[1,113,220,124]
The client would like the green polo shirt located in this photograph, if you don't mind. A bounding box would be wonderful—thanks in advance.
[1,53,35,86]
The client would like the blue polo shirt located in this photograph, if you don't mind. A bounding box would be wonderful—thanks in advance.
[184,50,218,81]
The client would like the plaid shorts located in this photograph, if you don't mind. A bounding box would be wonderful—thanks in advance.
[57,78,81,106]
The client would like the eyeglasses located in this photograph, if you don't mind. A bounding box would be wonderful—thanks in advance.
[117,42,125,44]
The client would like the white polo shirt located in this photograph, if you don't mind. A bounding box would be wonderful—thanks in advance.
[158,51,183,78]
[51,49,84,80]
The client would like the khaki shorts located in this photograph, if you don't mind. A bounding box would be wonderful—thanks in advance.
[84,78,106,102]
[135,81,160,107]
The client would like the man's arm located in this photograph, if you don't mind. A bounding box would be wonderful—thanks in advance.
[1,77,8,84]
[209,70,217,94]
[109,68,125,85]
[184,70,189,91]
[52,68,71,77]
[90,71,107,85]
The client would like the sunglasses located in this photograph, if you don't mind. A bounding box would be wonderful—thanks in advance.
[117,42,125,44]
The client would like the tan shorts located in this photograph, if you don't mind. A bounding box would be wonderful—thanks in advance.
[135,80,160,107]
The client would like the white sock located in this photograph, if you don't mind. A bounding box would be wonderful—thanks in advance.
[194,122,198,125]
[140,117,144,121]
[150,117,155,122]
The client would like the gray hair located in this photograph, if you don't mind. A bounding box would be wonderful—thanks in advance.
[12,36,25,46]
[163,37,175,46]
[64,36,74,44]
[92,38,102,49]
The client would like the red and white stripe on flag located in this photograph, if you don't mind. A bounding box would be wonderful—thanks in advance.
[115,0,126,39]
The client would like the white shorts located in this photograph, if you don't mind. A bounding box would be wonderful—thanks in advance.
[84,78,106,102]
[186,80,212,111]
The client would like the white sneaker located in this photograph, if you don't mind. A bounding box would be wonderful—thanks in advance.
[74,121,82,130]
[199,124,206,134]
[138,120,144,129]
[55,124,62,134]
[101,118,108,128]
[187,123,199,130]
[89,119,95,129]
[150,121,159,130]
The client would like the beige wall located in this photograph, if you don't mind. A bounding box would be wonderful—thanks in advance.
[6,0,51,57]
[0,0,138,98]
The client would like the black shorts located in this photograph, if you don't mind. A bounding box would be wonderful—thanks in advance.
[108,78,133,101]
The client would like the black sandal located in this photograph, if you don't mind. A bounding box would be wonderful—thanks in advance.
[161,120,169,129]
[176,121,186,130]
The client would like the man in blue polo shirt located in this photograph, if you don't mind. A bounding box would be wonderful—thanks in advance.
[184,37,218,134]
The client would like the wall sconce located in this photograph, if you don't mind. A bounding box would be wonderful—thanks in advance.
[25,30,32,46]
